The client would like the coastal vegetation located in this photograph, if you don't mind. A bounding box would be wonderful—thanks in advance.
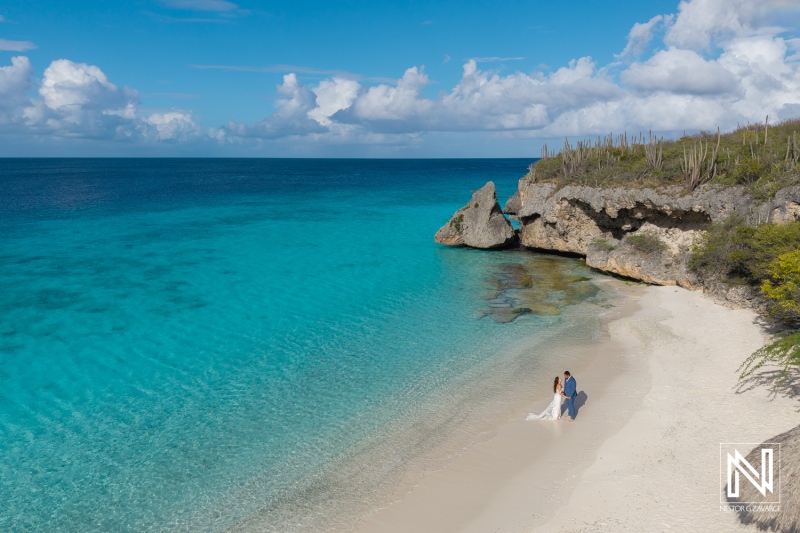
[527,117,800,199]
[691,218,800,382]
[523,119,800,386]
[690,216,800,285]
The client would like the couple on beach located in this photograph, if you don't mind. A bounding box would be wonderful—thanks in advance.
[526,371,578,422]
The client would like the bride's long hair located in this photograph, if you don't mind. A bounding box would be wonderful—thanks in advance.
[553,376,560,393]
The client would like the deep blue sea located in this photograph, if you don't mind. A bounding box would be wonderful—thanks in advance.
[0,159,610,532]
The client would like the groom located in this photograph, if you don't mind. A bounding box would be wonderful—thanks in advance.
[561,371,577,422]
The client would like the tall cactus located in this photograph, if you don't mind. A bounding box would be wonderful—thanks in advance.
[682,128,721,191]
[645,130,663,170]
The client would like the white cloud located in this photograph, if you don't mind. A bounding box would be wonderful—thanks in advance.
[663,0,789,50]
[232,0,800,141]
[308,77,360,126]
[38,59,138,115]
[22,60,142,139]
[0,38,35,51]
[0,56,33,125]
[160,0,238,12]
[329,58,619,134]
[617,15,672,58]
[622,47,740,95]
[3,0,800,151]
[145,111,204,141]
[0,57,212,143]
[352,67,432,122]
[227,73,326,138]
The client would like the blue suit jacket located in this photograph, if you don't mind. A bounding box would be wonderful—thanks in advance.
[564,376,577,399]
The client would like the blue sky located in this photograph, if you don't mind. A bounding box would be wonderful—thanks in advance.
[1,0,800,157]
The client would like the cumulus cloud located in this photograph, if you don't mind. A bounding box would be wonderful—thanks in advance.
[664,0,788,50]
[226,73,326,139]
[308,77,360,126]
[145,111,204,141]
[0,56,33,124]
[22,59,141,139]
[622,47,741,95]
[0,38,35,51]
[3,0,800,150]
[352,67,432,123]
[229,0,800,142]
[0,57,208,143]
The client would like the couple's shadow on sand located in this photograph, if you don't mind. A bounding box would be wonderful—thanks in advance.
[560,391,588,419]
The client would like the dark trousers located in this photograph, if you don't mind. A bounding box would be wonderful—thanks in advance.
[567,396,575,419]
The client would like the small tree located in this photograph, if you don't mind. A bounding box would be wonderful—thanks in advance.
[761,250,800,320]
[739,251,800,387]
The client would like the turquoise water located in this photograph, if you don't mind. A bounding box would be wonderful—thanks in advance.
[0,159,607,531]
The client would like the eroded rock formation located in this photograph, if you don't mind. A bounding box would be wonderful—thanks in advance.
[434,181,516,249]
[440,176,800,293]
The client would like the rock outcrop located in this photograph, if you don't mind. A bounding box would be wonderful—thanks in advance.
[771,186,800,224]
[439,176,799,294]
[506,180,799,289]
[435,182,516,249]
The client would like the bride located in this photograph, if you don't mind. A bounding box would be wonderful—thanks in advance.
[526,376,563,421]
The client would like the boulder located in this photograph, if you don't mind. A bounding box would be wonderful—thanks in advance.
[435,182,517,249]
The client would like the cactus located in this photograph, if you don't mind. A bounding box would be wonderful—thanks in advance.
[682,128,721,191]
[644,130,663,170]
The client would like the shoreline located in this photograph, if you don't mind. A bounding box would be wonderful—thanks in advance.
[232,263,624,533]
[355,282,798,532]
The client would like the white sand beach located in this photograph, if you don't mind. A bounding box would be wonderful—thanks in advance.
[355,282,798,532]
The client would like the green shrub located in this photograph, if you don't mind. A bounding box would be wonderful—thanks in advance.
[761,250,800,322]
[625,231,666,254]
[733,158,764,185]
[748,223,800,280]
[690,214,755,280]
[691,217,800,283]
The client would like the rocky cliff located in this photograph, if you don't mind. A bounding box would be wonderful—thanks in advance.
[504,180,800,289]
[437,178,800,295]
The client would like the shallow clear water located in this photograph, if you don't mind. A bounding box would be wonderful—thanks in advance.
[0,159,608,531]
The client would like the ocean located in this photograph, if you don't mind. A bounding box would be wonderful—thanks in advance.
[0,159,611,531]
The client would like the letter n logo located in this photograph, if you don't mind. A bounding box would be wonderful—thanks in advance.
[720,443,781,504]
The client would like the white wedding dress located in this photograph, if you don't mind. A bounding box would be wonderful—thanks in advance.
[526,391,562,420]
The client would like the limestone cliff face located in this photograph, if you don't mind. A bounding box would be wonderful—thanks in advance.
[584,223,701,288]
[506,181,755,288]
[440,178,799,292]
[434,181,516,249]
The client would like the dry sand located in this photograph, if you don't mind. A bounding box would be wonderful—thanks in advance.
[354,282,798,533]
